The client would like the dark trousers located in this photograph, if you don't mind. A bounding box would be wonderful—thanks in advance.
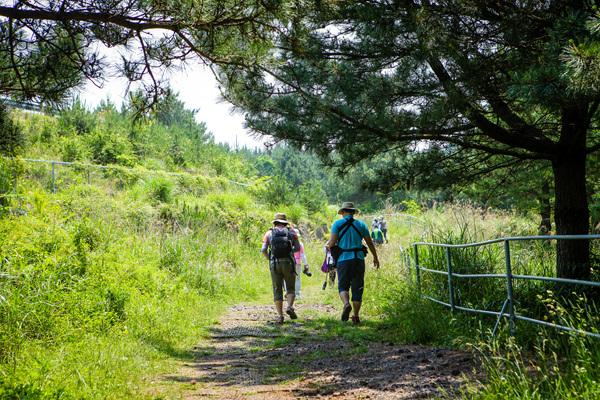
[337,258,366,302]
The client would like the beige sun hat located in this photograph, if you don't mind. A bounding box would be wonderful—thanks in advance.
[272,212,289,225]
[337,201,360,215]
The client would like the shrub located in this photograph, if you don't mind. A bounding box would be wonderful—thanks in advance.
[145,177,174,203]
[87,128,135,166]
[59,136,89,162]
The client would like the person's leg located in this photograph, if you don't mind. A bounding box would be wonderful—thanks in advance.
[339,291,350,306]
[282,260,297,318]
[350,259,366,323]
[352,301,362,317]
[295,263,301,297]
[270,261,285,322]
[275,300,283,315]
[337,260,353,321]
[286,293,296,312]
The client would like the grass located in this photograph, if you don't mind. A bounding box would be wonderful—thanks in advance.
[362,204,600,399]
[3,161,600,400]
[0,164,325,399]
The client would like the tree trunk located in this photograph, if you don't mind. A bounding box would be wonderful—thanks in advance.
[538,178,552,235]
[552,107,590,280]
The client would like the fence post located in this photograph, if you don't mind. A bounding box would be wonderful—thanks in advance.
[446,247,455,312]
[504,240,516,336]
[87,169,91,185]
[51,161,56,193]
[414,244,421,294]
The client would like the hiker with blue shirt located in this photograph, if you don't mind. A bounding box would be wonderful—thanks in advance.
[326,202,380,325]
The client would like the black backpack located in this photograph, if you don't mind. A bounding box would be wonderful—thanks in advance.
[270,227,293,259]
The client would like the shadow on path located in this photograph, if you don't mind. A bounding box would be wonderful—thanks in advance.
[164,303,478,399]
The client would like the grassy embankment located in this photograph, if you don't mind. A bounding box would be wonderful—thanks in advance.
[0,109,332,399]
[362,204,600,399]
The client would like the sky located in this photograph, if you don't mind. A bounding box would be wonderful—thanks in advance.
[79,62,265,149]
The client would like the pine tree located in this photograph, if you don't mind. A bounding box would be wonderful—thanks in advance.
[221,1,600,280]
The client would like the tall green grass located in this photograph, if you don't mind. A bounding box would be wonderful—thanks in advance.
[0,161,326,399]
[364,203,600,398]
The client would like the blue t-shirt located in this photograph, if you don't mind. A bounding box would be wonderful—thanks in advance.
[331,215,370,262]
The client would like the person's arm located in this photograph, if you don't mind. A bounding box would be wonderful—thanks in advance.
[301,251,309,267]
[364,235,380,269]
[261,232,270,260]
[326,232,338,250]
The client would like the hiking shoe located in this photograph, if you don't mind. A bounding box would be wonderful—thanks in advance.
[341,303,352,321]
[275,315,284,325]
[351,315,361,325]
[322,282,327,290]
[286,307,298,320]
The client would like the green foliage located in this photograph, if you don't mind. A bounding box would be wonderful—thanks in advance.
[0,1,292,104]
[372,276,454,344]
[465,297,600,399]
[0,103,24,156]
[399,200,422,215]
[222,0,600,280]
[0,160,14,208]
[0,99,336,398]
[361,204,600,399]
[58,99,97,135]
[0,178,280,398]
[87,127,135,166]
[298,180,327,213]
[145,176,174,203]
[59,135,89,162]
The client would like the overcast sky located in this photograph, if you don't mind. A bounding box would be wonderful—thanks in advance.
[79,62,264,149]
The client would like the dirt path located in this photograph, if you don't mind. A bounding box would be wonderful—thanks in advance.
[167,297,478,399]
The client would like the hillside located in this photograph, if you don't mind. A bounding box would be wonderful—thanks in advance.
[0,102,335,398]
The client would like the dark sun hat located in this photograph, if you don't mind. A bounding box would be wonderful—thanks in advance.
[272,212,289,225]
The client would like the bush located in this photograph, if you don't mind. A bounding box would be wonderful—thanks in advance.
[59,136,89,162]
[145,176,174,203]
[87,128,135,166]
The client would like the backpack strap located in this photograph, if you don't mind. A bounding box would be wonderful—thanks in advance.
[337,219,354,241]
[336,218,366,258]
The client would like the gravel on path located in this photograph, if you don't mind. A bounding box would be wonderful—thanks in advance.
[165,302,478,399]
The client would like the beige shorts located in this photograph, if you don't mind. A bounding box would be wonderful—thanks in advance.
[270,258,296,301]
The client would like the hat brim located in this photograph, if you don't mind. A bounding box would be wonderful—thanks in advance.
[272,219,289,224]
[337,207,359,215]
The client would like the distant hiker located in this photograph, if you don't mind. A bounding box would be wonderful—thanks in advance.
[326,202,379,325]
[292,228,311,297]
[371,225,384,246]
[261,213,301,324]
[371,218,379,231]
[379,215,388,243]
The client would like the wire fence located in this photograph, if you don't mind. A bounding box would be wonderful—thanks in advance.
[4,157,252,196]
[410,235,600,338]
